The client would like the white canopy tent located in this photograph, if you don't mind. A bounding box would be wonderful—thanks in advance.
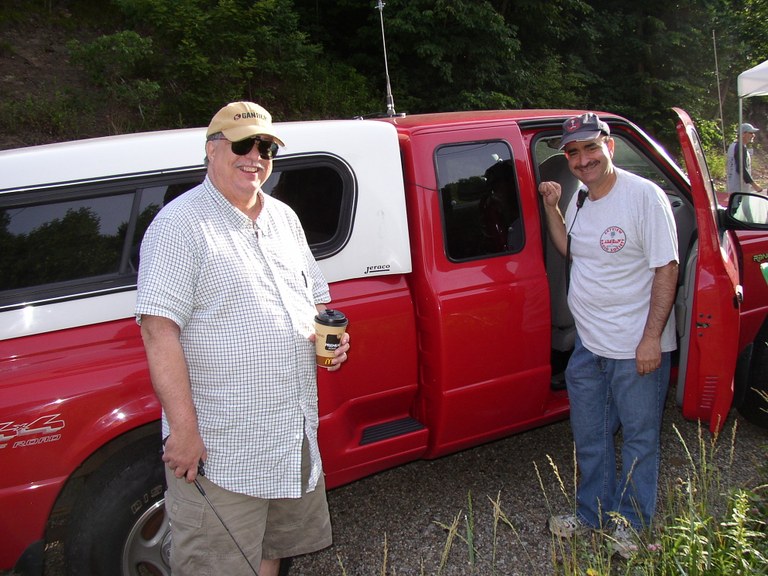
[738,59,768,100]
[736,60,768,187]
[737,59,768,156]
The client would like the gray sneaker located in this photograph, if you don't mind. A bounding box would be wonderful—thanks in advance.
[609,522,639,559]
[548,514,590,538]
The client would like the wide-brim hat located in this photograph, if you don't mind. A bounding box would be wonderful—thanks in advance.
[206,101,285,147]
[559,112,610,149]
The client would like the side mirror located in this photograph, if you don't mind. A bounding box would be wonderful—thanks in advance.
[726,193,768,229]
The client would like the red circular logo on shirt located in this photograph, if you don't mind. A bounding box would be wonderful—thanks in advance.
[600,226,626,253]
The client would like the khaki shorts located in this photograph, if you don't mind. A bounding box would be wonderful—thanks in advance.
[165,439,332,576]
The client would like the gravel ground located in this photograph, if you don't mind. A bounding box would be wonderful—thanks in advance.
[4,395,766,576]
[288,399,767,575]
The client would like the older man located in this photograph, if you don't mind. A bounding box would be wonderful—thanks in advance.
[137,101,349,575]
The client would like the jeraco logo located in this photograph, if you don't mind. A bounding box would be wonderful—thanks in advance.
[234,112,267,121]
[364,264,391,275]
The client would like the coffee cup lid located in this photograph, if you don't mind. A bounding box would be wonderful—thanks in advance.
[315,308,348,326]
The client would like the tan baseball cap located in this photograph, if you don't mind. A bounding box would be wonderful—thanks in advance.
[206,101,285,147]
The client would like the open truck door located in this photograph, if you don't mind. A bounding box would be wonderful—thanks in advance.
[673,108,742,433]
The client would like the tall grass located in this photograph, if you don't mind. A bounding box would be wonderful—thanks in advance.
[546,421,766,575]
[348,419,767,575]
[653,421,767,575]
[542,420,767,575]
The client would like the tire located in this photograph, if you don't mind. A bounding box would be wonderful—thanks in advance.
[64,434,297,575]
[65,436,170,576]
[738,324,768,428]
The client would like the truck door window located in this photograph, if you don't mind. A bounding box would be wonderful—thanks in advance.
[534,131,694,285]
[534,134,675,192]
[436,141,523,261]
[611,137,676,191]
[608,138,694,259]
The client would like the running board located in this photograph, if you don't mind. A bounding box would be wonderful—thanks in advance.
[360,417,425,445]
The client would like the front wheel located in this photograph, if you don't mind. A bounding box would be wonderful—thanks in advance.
[64,435,294,575]
[65,436,170,576]
[737,324,768,428]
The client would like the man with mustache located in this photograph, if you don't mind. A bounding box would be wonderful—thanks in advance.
[538,113,678,558]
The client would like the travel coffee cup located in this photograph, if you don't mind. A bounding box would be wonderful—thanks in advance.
[314,309,348,368]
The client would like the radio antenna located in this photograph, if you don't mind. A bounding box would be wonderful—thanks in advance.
[376,0,397,117]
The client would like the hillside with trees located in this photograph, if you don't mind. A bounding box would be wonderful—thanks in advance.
[1,0,767,154]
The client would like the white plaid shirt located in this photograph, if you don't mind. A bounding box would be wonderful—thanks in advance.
[136,176,330,499]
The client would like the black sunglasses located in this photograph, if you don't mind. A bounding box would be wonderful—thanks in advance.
[208,134,279,160]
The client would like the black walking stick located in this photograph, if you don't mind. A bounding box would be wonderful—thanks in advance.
[194,460,261,576]
[162,436,260,575]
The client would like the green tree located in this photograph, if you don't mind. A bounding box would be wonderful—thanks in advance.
[712,0,768,135]
[552,0,723,144]
[68,0,377,128]
[4,0,768,144]
[297,0,522,113]
[489,0,596,109]
[68,30,161,129]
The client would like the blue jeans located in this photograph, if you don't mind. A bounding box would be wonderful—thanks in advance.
[566,335,670,530]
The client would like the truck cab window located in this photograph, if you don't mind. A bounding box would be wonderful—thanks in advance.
[0,193,134,291]
[0,175,203,307]
[534,133,675,192]
[436,141,523,261]
[264,161,350,258]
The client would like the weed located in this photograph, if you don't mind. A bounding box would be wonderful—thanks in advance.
[367,419,767,575]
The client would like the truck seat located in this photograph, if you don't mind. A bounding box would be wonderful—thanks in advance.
[539,154,581,352]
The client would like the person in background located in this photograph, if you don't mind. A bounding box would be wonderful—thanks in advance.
[136,101,350,576]
[538,113,679,559]
[727,122,763,194]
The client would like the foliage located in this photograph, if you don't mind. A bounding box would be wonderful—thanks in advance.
[697,117,727,154]
[149,0,372,121]
[2,0,768,143]
[389,422,768,575]
[296,0,592,114]
[68,30,161,127]
[695,116,728,179]
[367,0,522,113]
[653,423,768,575]
[0,92,86,140]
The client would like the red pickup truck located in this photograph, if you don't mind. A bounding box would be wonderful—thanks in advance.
[1,108,767,575]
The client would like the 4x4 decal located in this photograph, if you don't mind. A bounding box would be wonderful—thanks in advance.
[0,414,65,449]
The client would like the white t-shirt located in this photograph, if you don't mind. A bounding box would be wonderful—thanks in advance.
[565,168,679,359]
